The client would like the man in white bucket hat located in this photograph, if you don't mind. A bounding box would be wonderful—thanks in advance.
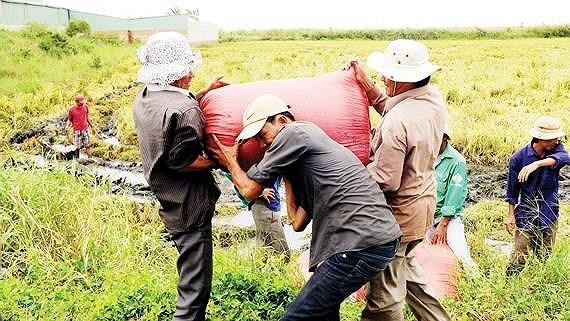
[211,94,402,320]
[350,39,450,321]
[505,115,568,276]
[133,31,227,321]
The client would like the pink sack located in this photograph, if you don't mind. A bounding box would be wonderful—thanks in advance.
[355,242,459,302]
[200,70,371,170]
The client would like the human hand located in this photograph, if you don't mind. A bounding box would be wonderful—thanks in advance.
[261,188,276,201]
[210,134,238,169]
[431,222,448,245]
[518,162,539,182]
[505,212,516,235]
[207,76,230,91]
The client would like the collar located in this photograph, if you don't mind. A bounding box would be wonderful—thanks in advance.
[146,84,192,97]
[383,85,430,115]
[435,144,454,167]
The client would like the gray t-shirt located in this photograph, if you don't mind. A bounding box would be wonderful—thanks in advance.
[247,122,401,270]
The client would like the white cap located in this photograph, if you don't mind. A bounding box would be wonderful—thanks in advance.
[236,94,291,143]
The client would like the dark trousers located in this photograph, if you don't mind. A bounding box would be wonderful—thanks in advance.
[170,224,213,321]
[281,238,400,321]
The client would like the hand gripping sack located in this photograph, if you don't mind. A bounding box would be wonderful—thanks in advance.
[200,70,371,170]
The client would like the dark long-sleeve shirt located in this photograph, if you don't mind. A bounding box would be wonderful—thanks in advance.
[133,85,220,234]
[506,142,569,230]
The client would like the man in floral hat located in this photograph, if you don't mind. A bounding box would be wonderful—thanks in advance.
[351,39,451,321]
[133,32,227,321]
[505,115,568,276]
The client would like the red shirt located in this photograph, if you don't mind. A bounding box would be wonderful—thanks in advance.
[67,104,89,131]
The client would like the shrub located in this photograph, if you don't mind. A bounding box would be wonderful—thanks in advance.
[66,20,91,37]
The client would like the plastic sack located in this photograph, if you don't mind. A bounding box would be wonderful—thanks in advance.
[354,242,459,302]
[200,70,371,170]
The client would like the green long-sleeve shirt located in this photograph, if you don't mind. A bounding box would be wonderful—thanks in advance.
[434,144,468,220]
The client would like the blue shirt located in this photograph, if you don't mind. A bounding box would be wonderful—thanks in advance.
[506,142,569,230]
[226,173,281,212]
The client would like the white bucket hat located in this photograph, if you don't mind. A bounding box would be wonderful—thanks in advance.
[367,39,441,82]
[236,94,291,143]
[136,32,202,87]
[529,116,565,140]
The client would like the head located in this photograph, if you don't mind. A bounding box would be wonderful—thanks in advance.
[74,95,85,106]
[439,133,450,156]
[136,32,202,88]
[367,39,441,97]
[529,116,565,152]
[236,94,295,149]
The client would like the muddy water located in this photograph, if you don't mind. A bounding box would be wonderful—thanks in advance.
[8,114,570,255]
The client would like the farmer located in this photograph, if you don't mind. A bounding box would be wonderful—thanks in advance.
[351,39,451,321]
[227,174,291,261]
[67,94,94,158]
[211,94,402,321]
[133,31,227,321]
[426,126,477,273]
[505,115,568,276]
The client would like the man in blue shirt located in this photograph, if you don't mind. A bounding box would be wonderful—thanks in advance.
[505,116,569,276]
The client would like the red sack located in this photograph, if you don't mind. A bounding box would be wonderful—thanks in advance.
[200,70,371,170]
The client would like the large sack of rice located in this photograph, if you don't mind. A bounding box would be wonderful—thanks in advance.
[200,70,371,170]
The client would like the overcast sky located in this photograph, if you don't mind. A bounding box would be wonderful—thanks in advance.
[45,0,570,30]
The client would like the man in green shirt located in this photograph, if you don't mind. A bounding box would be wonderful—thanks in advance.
[427,128,477,273]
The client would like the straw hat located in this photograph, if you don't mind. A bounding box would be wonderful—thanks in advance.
[136,32,202,87]
[367,39,441,82]
[529,116,565,140]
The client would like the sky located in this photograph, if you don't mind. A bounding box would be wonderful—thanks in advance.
[44,0,570,30]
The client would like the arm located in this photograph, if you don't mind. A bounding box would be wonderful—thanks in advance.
[440,161,468,217]
[518,158,556,182]
[165,109,216,172]
[210,125,309,201]
[547,142,570,171]
[195,76,229,103]
[505,156,521,234]
[211,135,264,200]
[284,177,311,232]
[179,155,216,172]
[506,203,516,235]
[67,109,73,128]
[350,61,387,114]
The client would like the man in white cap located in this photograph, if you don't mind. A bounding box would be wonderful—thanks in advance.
[505,115,568,276]
[133,31,227,321]
[351,39,450,321]
[210,94,402,320]
[427,126,477,274]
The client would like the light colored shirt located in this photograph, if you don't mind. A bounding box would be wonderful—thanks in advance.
[435,144,468,220]
[367,85,448,242]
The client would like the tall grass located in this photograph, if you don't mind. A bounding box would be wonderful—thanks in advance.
[0,166,568,320]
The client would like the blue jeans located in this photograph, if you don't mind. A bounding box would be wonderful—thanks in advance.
[282,238,401,321]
